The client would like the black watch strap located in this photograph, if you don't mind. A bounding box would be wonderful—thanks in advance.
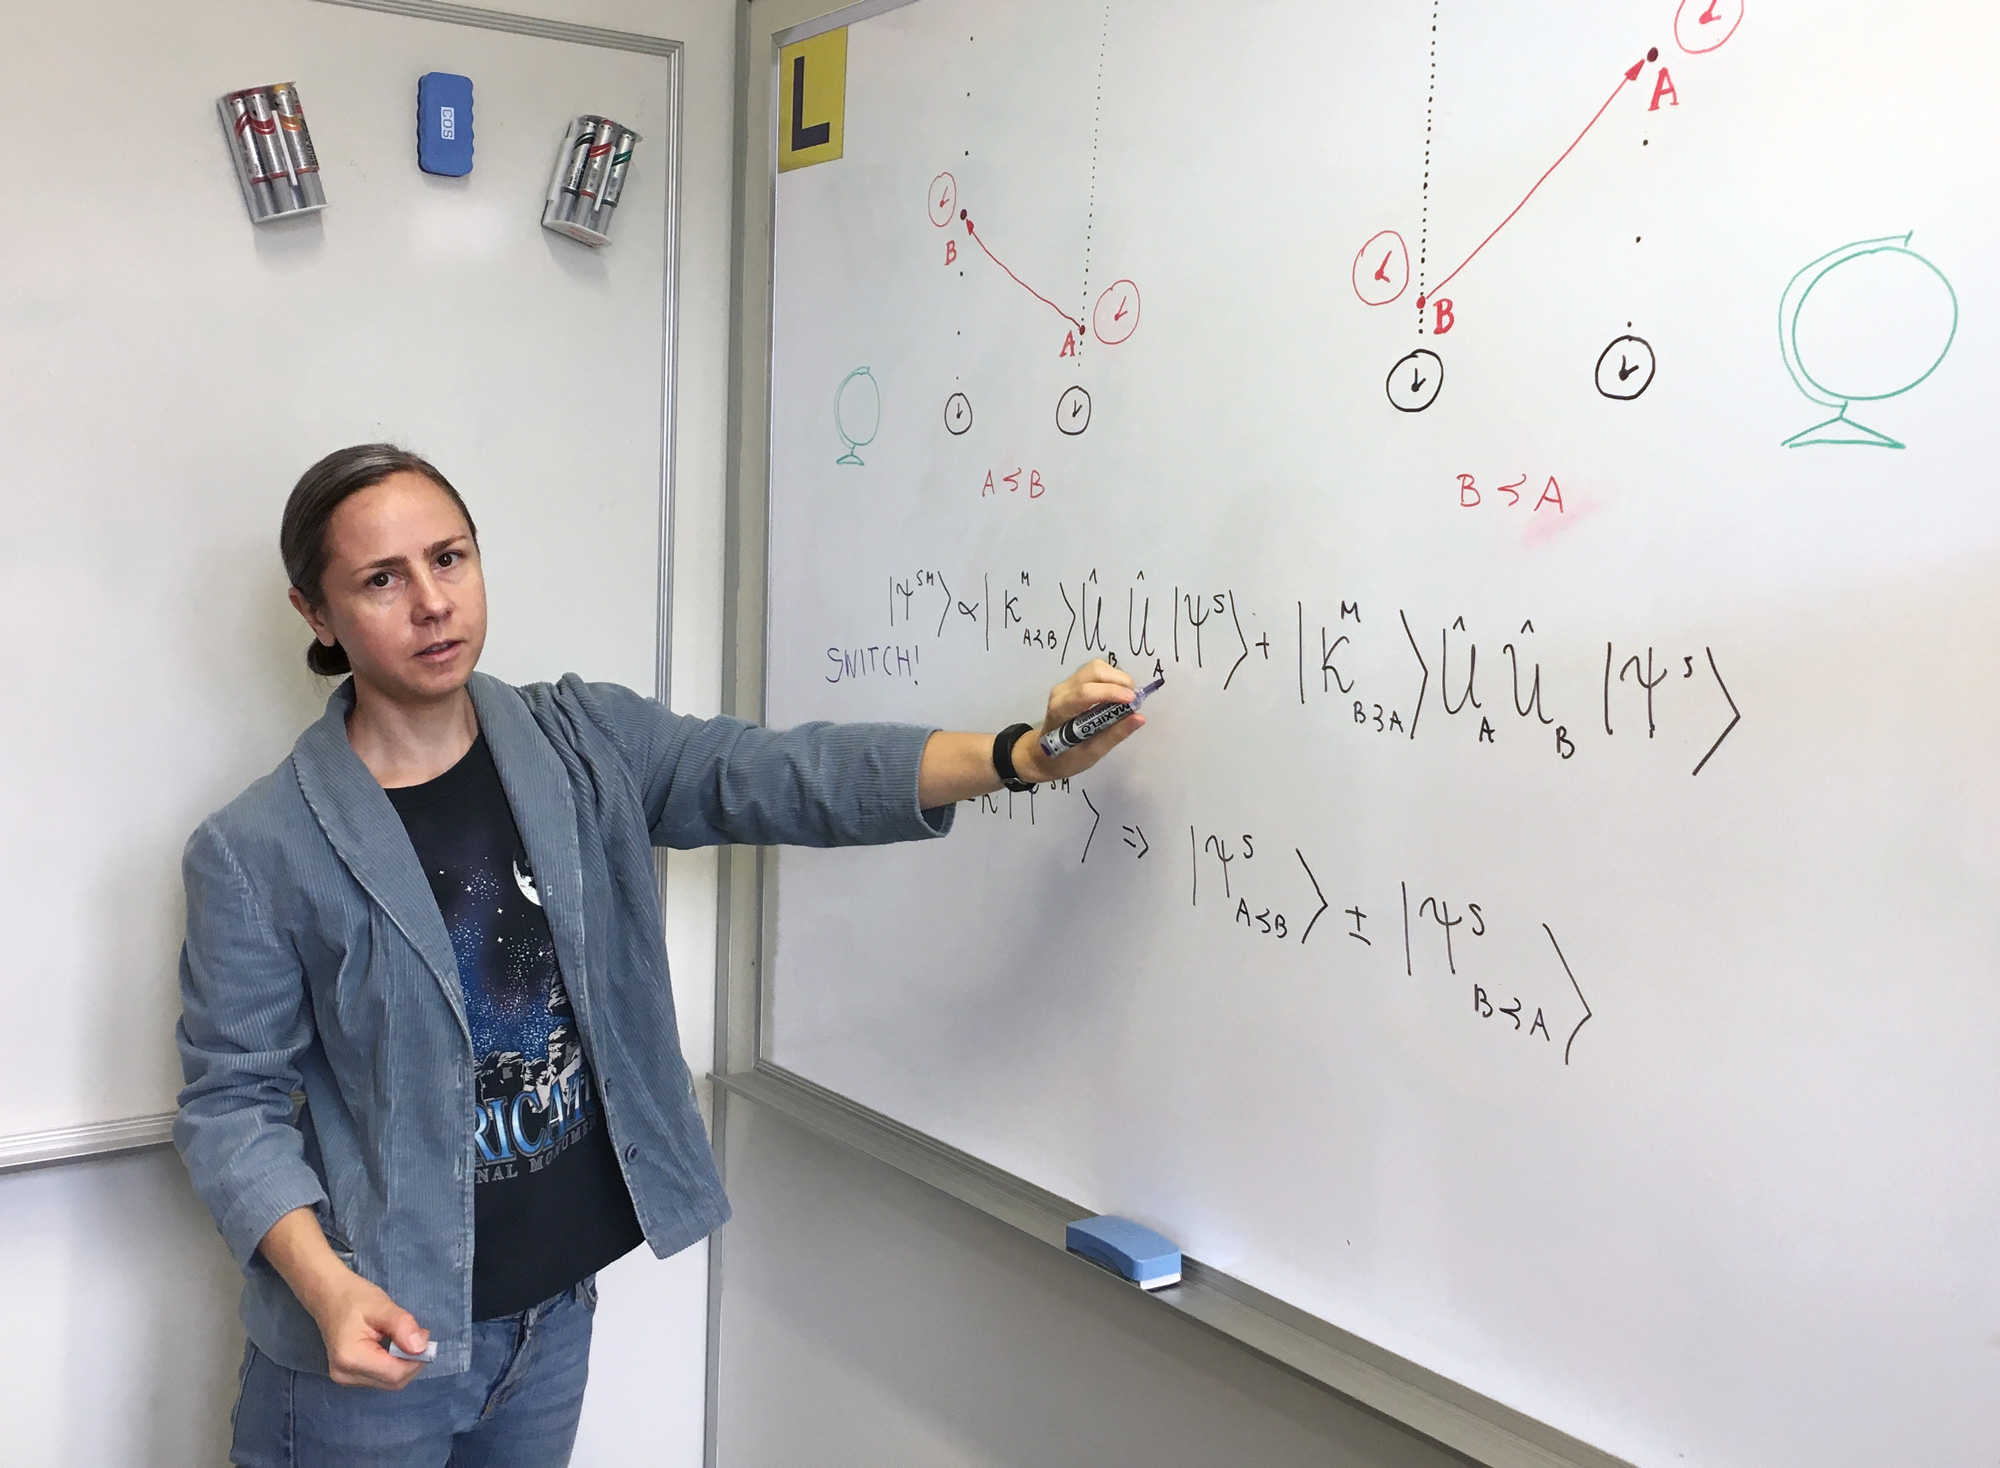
[992,722,1038,792]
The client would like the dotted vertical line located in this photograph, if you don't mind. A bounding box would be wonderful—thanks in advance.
[1417,0,1438,334]
[1080,1,1111,351]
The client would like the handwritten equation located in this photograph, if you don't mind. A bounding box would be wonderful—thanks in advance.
[855,563,1742,777]
[955,782,1594,1067]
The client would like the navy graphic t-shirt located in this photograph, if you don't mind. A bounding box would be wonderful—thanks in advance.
[385,733,644,1319]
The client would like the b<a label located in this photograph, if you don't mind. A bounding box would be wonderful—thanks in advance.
[779,27,846,172]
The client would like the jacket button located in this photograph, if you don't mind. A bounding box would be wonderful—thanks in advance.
[624,1144,638,1162]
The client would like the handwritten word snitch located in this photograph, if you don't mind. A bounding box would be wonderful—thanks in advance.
[873,566,1741,778]
[956,783,1592,1067]
[825,643,920,685]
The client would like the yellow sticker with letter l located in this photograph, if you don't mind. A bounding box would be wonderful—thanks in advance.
[778,28,847,172]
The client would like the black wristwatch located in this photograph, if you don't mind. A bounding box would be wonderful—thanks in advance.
[992,722,1038,792]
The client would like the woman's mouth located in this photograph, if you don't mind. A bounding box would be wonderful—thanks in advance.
[416,639,460,662]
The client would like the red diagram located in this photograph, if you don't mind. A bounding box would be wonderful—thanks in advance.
[1350,9,1743,327]
[929,174,1140,347]
[928,171,957,228]
[1092,280,1140,344]
[1352,230,1410,306]
[1674,0,1743,54]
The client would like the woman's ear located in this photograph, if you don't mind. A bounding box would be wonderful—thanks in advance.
[288,586,337,647]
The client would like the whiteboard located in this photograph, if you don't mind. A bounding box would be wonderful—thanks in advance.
[0,0,677,1139]
[760,2,2000,1465]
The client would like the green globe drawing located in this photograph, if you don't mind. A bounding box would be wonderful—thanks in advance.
[1780,233,1957,449]
[835,366,881,466]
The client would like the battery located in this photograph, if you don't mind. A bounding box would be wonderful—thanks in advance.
[541,114,638,247]
[268,82,327,209]
[598,127,641,212]
[544,116,599,228]
[573,117,619,210]
[218,90,277,222]
[218,85,327,223]
[243,90,298,207]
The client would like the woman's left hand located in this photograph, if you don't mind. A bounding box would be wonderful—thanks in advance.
[1015,659,1144,783]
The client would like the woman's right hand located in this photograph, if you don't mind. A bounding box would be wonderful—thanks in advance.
[258,1206,431,1389]
[308,1269,432,1389]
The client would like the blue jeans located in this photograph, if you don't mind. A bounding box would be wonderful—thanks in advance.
[230,1278,596,1467]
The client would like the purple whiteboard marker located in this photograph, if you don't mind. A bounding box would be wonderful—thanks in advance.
[1040,674,1163,759]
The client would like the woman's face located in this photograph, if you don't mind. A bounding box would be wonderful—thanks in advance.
[291,471,488,704]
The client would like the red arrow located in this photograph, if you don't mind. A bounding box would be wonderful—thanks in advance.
[1114,299,1128,320]
[1418,55,1650,310]
[960,216,1083,331]
[1374,251,1393,283]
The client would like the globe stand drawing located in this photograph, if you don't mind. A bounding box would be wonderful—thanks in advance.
[834,366,881,465]
[1779,233,1956,450]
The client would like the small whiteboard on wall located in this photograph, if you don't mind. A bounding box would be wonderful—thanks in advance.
[0,0,680,1155]
[756,2,2000,1466]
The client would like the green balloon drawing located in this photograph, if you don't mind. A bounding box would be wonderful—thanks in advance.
[1779,233,1957,449]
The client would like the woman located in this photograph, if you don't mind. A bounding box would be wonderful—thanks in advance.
[174,444,1142,1464]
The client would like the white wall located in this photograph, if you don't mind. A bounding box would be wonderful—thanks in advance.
[0,2,739,1464]
[0,1152,245,1465]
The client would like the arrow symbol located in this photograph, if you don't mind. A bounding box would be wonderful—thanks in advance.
[1080,790,1101,863]
[1699,1,1722,21]
[1122,824,1148,858]
[1374,251,1393,282]
[1072,400,1083,417]
[1617,357,1638,381]
[1410,366,1426,392]
[1426,57,1650,304]
[962,216,1085,331]
[1114,299,1128,320]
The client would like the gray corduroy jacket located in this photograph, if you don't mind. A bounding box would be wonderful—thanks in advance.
[174,672,949,1375]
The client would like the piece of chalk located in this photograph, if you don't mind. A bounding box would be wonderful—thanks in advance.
[1065,1214,1181,1290]
[386,1339,437,1363]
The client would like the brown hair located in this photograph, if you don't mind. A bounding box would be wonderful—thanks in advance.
[279,444,477,676]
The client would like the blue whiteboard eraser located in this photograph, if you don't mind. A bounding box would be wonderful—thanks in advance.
[1066,1215,1181,1290]
[417,72,474,176]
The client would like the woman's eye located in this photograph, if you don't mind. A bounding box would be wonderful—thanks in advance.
[437,551,460,568]
[368,572,392,589]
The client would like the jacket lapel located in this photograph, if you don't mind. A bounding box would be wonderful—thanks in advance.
[468,675,590,1009]
[290,681,469,1038]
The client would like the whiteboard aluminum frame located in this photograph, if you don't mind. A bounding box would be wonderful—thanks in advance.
[14,0,687,1171]
[729,3,1632,1466]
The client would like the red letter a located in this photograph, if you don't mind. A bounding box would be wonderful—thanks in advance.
[1649,68,1679,111]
